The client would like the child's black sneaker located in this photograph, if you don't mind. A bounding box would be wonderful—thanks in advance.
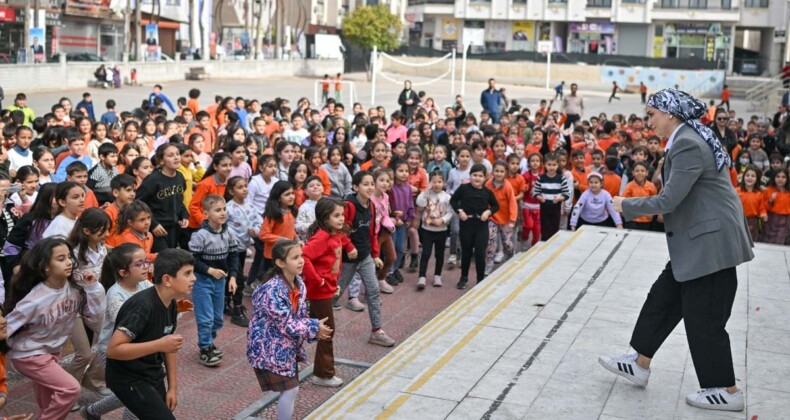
[393,269,404,283]
[456,276,468,289]
[409,253,419,271]
[386,272,399,286]
[223,301,233,316]
[231,305,250,327]
[199,347,221,366]
[209,343,224,358]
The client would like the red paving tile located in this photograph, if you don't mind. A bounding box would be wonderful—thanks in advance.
[1,257,480,419]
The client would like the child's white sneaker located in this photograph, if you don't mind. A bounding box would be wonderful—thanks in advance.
[484,265,494,276]
[686,388,744,411]
[346,297,366,312]
[312,375,344,387]
[494,252,505,264]
[379,280,394,294]
[447,254,457,268]
[417,277,426,290]
[598,353,650,387]
[433,276,442,287]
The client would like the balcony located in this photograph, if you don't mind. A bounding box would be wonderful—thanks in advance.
[407,0,455,4]
[587,0,612,6]
[654,0,734,9]
[652,0,739,21]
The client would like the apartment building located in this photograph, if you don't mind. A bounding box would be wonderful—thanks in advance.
[405,0,790,75]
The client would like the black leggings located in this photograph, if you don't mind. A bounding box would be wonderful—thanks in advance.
[540,202,562,241]
[110,379,175,420]
[152,223,180,253]
[459,219,488,282]
[226,251,246,306]
[419,228,447,277]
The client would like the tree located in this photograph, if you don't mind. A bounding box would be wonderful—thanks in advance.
[342,4,402,73]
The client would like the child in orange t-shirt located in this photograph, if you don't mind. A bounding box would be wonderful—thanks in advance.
[259,181,298,271]
[763,168,790,245]
[506,154,526,251]
[117,201,157,262]
[622,162,658,231]
[406,147,428,270]
[602,156,622,198]
[105,174,137,247]
[737,166,767,241]
[189,153,231,229]
[485,162,518,275]
[570,149,589,204]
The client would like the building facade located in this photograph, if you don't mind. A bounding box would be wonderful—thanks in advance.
[405,0,790,76]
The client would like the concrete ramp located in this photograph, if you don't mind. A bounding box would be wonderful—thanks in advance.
[307,227,790,420]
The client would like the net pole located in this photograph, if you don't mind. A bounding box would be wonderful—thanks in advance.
[371,45,378,106]
[461,42,468,97]
[314,80,319,106]
[451,48,456,99]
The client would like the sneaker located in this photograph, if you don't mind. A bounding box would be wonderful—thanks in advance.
[71,402,82,412]
[231,305,250,327]
[312,375,344,387]
[409,254,419,271]
[369,329,396,347]
[447,254,457,268]
[332,296,342,310]
[456,276,468,289]
[386,272,399,286]
[597,353,650,387]
[199,347,222,367]
[433,276,442,287]
[346,297,366,312]
[686,388,744,411]
[79,406,100,420]
[417,277,426,290]
[209,343,224,358]
[223,301,233,316]
[484,265,494,276]
[393,269,404,283]
[399,257,405,269]
[95,387,113,397]
[379,280,394,294]
[494,252,505,264]
[243,280,261,297]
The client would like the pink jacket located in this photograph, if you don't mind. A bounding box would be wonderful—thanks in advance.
[370,193,395,235]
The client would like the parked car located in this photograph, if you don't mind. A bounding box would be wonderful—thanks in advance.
[47,53,105,63]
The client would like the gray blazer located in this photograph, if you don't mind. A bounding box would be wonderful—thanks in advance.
[623,124,754,282]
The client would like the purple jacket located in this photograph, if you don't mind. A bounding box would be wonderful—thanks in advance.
[247,274,319,377]
[388,182,415,223]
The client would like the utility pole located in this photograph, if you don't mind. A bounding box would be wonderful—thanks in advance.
[275,0,283,59]
[124,0,131,61]
[135,0,142,60]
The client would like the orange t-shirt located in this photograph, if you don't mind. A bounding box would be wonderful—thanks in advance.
[623,180,658,223]
[721,89,730,102]
[188,126,217,153]
[105,202,123,247]
[737,188,766,218]
[602,172,622,198]
[187,98,200,116]
[525,143,543,158]
[764,187,790,215]
[264,122,280,139]
[506,173,526,199]
[118,228,156,262]
[189,175,226,229]
[260,212,297,259]
[360,159,389,172]
[407,168,428,197]
[571,168,589,202]
[84,189,99,210]
[597,136,617,151]
[485,179,518,225]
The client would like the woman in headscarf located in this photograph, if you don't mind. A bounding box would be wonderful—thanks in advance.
[397,80,419,123]
[600,89,753,413]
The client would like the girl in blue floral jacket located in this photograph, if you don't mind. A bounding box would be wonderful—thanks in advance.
[246,239,332,420]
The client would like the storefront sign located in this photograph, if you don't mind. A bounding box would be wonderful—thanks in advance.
[512,21,534,41]
[775,30,786,43]
[652,36,663,58]
[675,23,712,34]
[569,22,615,34]
[15,10,62,26]
[440,18,458,40]
[0,7,15,22]
[65,0,112,19]
[705,37,715,61]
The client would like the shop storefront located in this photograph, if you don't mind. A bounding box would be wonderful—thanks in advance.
[567,22,616,54]
[0,7,59,62]
[660,22,730,62]
[60,0,123,61]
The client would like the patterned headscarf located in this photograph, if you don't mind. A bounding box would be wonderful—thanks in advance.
[646,88,731,172]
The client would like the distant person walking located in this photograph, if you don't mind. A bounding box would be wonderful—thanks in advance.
[608,81,621,103]
[719,84,731,112]
[562,83,584,129]
[334,73,343,102]
[639,82,647,104]
[480,78,503,123]
[554,81,565,101]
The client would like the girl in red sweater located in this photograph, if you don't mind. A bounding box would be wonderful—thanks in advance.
[302,197,356,388]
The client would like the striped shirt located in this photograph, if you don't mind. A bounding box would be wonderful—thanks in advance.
[533,173,570,201]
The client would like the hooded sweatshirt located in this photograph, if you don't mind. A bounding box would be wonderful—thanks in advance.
[302,228,355,300]
[188,220,241,279]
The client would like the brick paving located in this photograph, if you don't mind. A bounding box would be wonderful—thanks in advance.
[0,255,478,419]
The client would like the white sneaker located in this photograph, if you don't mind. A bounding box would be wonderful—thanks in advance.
[448,254,457,267]
[494,252,505,264]
[312,375,344,387]
[417,277,426,290]
[346,297,366,312]
[433,276,442,287]
[686,388,744,411]
[379,280,394,294]
[598,353,650,387]
[484,265,494,276]
[369,329,396,347]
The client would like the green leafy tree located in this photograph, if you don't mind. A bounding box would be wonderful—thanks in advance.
[342,4,402,73]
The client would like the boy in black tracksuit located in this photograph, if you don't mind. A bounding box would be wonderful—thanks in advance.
[450,163,499,289]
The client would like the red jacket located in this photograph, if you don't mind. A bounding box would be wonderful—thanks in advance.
[302,228,355,300]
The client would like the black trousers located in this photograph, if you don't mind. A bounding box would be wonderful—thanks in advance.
[419,228,447,277]
[459,219,488,282]
[630,262,737,388]
[564,113,580,129]
[540,201,562,241]
[110,379,175,420]
[248,238,266,283]
[226,251,246,306]
[152,223,180,253]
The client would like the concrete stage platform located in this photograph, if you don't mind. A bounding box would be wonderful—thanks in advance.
[307,227,789,420]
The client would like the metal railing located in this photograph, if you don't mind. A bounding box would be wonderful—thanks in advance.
[745,76,784,112]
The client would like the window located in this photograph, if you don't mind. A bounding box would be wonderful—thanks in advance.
[688,0,707,8]
[621,0,646,3]
[744,0,768,6]
[512,0,527,3]
[548,0,567,4]
[588,0,612,6]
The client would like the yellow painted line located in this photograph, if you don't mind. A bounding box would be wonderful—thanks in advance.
[377,230,584,418]
[309,231,580,418]
[375,395,410,420]
[309,240,555,419]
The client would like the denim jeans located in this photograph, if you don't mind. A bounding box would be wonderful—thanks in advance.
[193,272,226,349]
[390,224,407,273]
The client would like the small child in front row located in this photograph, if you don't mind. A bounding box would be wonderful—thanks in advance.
[622,162,658,231]
[118,200,157,262]
[505,154,525,251]
[569,172,623,230]
[5,237,106,419]
[105,248,195,420]
[295,176,325,241]
[247,239,332,420]
[105,173,137,247]
[415,170,453,289]
[485,161,518,275]
[82,243,152,419]
[533,153,569,241]
[302,198,356,388]
[736,165,767,240]
[450,163,499,290]
[763,168,790,244]
[225,176,262,327]
[189,194,241,367]
[259,181,298,274]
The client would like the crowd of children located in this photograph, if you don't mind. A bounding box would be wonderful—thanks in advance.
[0,81,786,419]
